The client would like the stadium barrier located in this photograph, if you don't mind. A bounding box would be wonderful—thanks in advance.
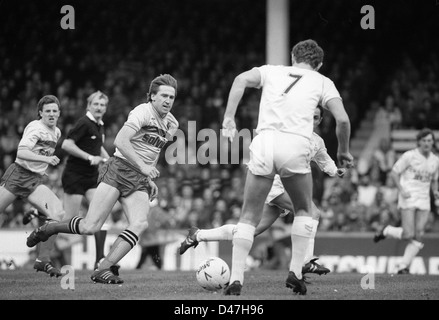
[1,228,438,275]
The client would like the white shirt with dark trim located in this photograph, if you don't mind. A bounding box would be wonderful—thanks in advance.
[114,102,179,166]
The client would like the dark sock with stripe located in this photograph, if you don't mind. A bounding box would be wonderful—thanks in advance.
[46,216,83,235]
[99,230,138,271]
[94,230,107,263]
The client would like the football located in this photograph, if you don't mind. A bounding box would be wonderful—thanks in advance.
[196,257,231,291]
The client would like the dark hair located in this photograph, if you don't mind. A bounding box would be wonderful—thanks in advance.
[416,128,435,143]
[147,74,178,102]
[291,39,324,69]
[37,95,60,119]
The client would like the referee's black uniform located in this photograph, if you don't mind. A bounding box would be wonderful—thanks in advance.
[62,113,105,195]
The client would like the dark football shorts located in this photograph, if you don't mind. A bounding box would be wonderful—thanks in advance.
[98,157,152,198]
[0,163,43,199]
[62,168,98,195]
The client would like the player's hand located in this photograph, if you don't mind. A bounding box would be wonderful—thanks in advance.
[46,156,60,166]
[89,155,104,166]
[142,165,160,179]
[337,152,354,169]
[148,179,158,201]
[336,168,347,177]
[434,190,439,200]
[222,117,237,142]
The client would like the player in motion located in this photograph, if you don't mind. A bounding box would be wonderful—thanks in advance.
[26,74,179,284]
[221,39,353,295]
[374,128,439,274]
[0,95,64,277]
[180,106,346,278]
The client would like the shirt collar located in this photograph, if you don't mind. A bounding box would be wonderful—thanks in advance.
[86,111,104,125]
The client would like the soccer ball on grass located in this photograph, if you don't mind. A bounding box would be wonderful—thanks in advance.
[196,257,231,291]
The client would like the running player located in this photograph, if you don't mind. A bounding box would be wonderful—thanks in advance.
[221,39,353,295]
[0,95,64,277]
[180,105,346,277]
[374,128,439,274]
[26,74,179,284]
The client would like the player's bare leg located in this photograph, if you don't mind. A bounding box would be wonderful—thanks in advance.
[92,189,149,284]
[224,172,273,295]
[27,185,65,277]
[398,209,429,274]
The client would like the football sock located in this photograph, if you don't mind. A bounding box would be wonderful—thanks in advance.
[45,216,83,235]
[99,229,138,270]
[383,225,403,239]
[289,216,313,279]
[304,219,319,263]
[229,222,256,285]
[401,240,424,269]
[197,224,236,241]
[94,230,107,263]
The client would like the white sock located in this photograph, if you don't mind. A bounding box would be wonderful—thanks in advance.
[229,223,256,285]
[401,240,424,268]
[197,224,236,242]
[289,216,313,279]
[383,226,403,239]
[304,219,319,263]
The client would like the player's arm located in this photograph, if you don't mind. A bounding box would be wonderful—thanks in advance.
[222,68,261,141]
[325,97,353,167]
[224,68,261,119]
[114,125,159,179]
[17,147,60,166]
[62,138,104,165]
[431,167,439,199]
[313,144,346,177]
[390,168,410,198]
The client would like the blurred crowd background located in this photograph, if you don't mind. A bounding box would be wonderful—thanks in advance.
[1,0,439,268]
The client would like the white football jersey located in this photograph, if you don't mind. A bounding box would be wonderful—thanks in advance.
[310,132,338,176]
[392,148,439,210]
[16,120,61,175]
[114,102,179,166]
[255,65,341,139]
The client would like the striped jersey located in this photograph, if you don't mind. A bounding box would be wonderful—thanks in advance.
[15,120,61,175]
[255,65,341,139]
[114,102,179,166]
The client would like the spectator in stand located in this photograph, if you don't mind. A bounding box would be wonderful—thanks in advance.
[371,137,396,185]
[357,173,378,207]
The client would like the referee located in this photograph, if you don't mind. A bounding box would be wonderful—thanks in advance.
[61,90,111,270]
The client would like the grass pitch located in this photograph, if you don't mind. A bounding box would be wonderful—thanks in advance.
[1,269,438,301]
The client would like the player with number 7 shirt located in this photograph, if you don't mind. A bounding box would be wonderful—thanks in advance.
[221,39,354,296]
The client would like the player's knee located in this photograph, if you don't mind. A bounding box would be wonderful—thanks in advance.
[52,210,65,221]
[80,221,101,235]
[401,229,415,240]
[415,229,425,240]
[128,218,148,235]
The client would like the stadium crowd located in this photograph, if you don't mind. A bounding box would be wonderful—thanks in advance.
[1,1,439,268]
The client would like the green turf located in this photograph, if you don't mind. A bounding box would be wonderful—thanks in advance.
[1,269,438,300]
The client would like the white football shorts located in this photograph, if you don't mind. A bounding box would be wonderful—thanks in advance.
[247,130,312,178]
